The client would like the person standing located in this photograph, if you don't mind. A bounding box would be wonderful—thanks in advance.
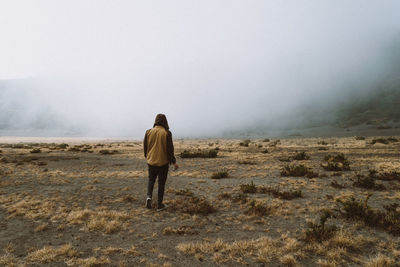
[144,114,178,211]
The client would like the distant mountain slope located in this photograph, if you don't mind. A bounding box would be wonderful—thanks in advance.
[335,78,400,128]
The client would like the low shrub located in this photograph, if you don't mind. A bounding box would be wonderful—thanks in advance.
[237,160,257,165]
[330,180,346,189]
[30,148,41,153]
[169,196,216,215]
[163,226,199,235]
[355,136,366,140]
[99,150,118,155]
[336,194,400,236]
[239,139,251,147]
[240,181,257,194]
[273,188,302,200]
[211,171,229,179]
[292,151,310,160]
[244,200,271,216]
[370,137,398,145]
[232,193,248,203]
[369,169,400,181]
[321,153,350,171]
[257,185,302,200]
[304,210,338,242]
[353,174,385,190]
[217,192,232,200]
[180,149,218,158]
[281,164,318,178]
[174,189,194,197]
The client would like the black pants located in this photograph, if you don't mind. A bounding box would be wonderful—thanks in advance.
[147,164,169,205]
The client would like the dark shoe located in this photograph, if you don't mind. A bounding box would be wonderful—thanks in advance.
[146,197,152,209]
[157,204,167,211]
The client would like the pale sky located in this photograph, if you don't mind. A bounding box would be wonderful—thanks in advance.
[0,1,399,136]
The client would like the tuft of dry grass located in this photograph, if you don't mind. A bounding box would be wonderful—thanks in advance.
[365,253,396,267]
[321,153,350,171]
[99,149,118,155]
[66,256,111,266]
[281,164,318,178]
[162,226,199,235]
[169,196,216,215]
[244,200,271,216]
[27,244,78,263]
[176,235,302,265]
[67,208,131,234]
[211,171,229,179]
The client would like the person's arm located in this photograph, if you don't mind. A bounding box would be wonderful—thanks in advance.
[144,130,149,158]
[166,131,177,168]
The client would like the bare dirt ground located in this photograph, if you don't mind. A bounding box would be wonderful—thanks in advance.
[0,136,399,266]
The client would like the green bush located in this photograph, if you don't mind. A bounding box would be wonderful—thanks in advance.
[170,196,216,215]
[336,194,400,236]
[353,174,385,190]
[180,149,218,158]
[211,171,229,179]
[305,210,338,242]
[240,181,257,194]
[30,148,41,153]
[281,164,318,178]
[239,139,251,147]
[321,153,350,171]
[292,151,310,160]
[330,180,346,189]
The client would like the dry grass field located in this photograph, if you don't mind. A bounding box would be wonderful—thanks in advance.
[0,136,399,266]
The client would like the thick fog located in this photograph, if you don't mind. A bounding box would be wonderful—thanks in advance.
[0,1,399,138]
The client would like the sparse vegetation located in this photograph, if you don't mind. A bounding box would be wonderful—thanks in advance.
[257,185,302,200]
[30,148,41,153]
[163,226,199,235]
[330,180,346,189]
[336,194,400,236]
[0,136,399,266]
[239,139,251,147]
[99,149,118,155]
[169,196,216,215]
[232,192,248,203]
[355,136,366,140]
[237,160,256,165]
[370,137,398,144]
[211,171,229,179]
[240,181,257,194]
[353,174,385,190]
[321,153,351,171]
[368,169,400,181]
[304,210,338,242]
[180,149,218,158]
[244,200,271,216]
[281,164,318,178]
[292,151,310,160]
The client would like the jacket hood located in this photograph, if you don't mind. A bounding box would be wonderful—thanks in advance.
[153,114,169,130]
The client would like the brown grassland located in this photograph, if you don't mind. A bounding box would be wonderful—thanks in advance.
[0,136,399,266]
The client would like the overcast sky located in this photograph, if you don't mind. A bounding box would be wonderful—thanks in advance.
[1,1,399,137]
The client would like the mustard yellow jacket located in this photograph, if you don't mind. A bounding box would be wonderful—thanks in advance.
[144,125,176,166]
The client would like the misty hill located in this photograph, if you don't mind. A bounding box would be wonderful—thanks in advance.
[335,79,400,128]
